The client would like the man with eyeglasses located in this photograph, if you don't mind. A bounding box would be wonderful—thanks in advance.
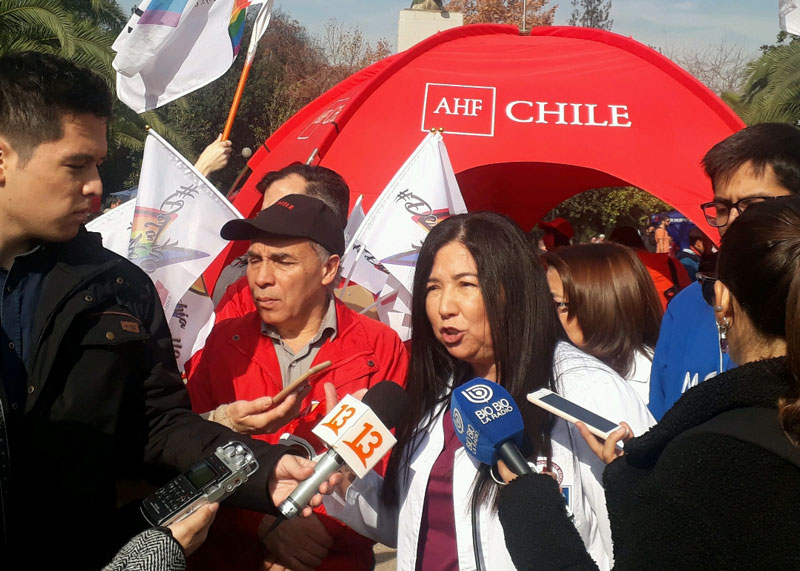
[648,123,798,420]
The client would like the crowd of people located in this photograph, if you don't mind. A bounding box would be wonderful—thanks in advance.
[2,51,800,571]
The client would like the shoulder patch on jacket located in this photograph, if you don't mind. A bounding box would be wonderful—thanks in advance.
[120,320,140,333]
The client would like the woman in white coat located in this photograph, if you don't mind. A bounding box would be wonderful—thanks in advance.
[325,212,653,570]
[542,243,663,405]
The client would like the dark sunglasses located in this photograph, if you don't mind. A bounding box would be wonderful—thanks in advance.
[696,272,718,306]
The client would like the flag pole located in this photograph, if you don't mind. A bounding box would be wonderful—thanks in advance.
[359,288,398,315]
[336,194,365,298]
[343,195,364,256]
[337,245,366,299]
[221,64,252,140]
[221,0,273,140]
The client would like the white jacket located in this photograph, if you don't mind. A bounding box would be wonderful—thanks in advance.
[324,342,655,570]
[624,348,654,405]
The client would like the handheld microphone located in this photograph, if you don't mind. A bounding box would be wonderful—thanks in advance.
[277,380,408,519]
[451,378,532,476]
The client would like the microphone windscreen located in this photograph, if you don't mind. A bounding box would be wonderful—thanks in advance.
[361,381,409,430]
[451,378,526,465]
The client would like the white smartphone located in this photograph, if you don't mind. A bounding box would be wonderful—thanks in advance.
[527,388,622,440]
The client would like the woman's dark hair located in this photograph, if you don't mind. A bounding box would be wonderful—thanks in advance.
[717,195,800,445]
[542,243,662,378]
[383,212,563,507]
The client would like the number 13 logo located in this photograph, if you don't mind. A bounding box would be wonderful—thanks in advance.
[321,403,356,436]
[343,423,383,468]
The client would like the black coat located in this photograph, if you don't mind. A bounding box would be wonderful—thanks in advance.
[498,358,800,570]
[0,230,287,569]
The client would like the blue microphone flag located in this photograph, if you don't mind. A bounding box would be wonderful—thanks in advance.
[450,378,526,465]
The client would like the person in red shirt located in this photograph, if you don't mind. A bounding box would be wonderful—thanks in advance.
[186,195,408,571]
[608,225,690,309]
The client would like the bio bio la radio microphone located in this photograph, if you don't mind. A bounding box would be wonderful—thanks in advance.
[277,381,409,519]
[451,378,532,476]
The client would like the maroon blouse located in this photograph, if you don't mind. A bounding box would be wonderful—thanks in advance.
[415,413,461,571]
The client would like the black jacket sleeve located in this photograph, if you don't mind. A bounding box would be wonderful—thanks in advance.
[498,473,598,571]
[135,270,287,514]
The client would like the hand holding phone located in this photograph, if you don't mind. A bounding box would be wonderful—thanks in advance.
[272,360,332,404]
[527,388,630,462]
[527,388,622,439]
[574,420,631,464]
[220,361,333,435]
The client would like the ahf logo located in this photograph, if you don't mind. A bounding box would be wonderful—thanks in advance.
[421,83,496,137]
[463,384,494,404]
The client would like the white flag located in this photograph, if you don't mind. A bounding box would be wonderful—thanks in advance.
[169,281,217,368]
[131,130,242,366]
[780,0,800,35]
[347,132,467,295]
[113,0,246,112]
[340,198,392,295]
[87,131,238,370]
[86,199,136,256]
[375,276,413,342]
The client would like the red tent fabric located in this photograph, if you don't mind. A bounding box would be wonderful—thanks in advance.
[206,24,744,292]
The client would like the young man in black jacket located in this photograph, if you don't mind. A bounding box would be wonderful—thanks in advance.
[0,52,330,569]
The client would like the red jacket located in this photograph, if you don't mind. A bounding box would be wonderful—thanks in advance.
[635,251,690,310]
[185,299,408,571]
[214,273,254,323]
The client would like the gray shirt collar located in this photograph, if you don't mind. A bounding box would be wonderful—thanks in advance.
[260,295,338,343]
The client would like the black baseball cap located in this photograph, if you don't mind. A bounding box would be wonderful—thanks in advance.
[220,194,345,256]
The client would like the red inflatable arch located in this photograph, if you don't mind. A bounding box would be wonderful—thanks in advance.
[208,24,744,289]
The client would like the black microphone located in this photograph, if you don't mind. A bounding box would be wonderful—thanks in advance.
[277,381,408,519]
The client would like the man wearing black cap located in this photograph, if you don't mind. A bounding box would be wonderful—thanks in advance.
[186,194,408,571]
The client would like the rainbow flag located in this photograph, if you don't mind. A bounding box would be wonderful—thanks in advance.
[114,0,247,112]
[229,0,253,57]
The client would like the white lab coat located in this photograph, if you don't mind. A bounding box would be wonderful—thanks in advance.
[324,342,655,570]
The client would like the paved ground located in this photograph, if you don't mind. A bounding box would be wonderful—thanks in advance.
[374,544,397,570]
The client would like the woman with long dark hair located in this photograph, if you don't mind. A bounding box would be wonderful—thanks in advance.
[325,212,652,570]
[542,243,663,404]
[497,196,800,569]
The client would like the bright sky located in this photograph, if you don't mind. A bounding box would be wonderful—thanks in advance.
[121,1,780,57]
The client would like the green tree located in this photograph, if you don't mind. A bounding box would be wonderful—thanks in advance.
[161,11,391,194]
[568,0,613,30]
[0,0,121,72]
[737,33,800,124]
[0,1,197,193]
[546,187,670,243]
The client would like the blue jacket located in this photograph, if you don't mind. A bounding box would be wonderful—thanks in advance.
[648,282,734,420]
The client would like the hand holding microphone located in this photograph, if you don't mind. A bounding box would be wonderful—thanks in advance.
[277,381,409,519]
[450,378,532,476]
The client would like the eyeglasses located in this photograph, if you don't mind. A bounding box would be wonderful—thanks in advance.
[696,272,718,306]
[699,196,779,228]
